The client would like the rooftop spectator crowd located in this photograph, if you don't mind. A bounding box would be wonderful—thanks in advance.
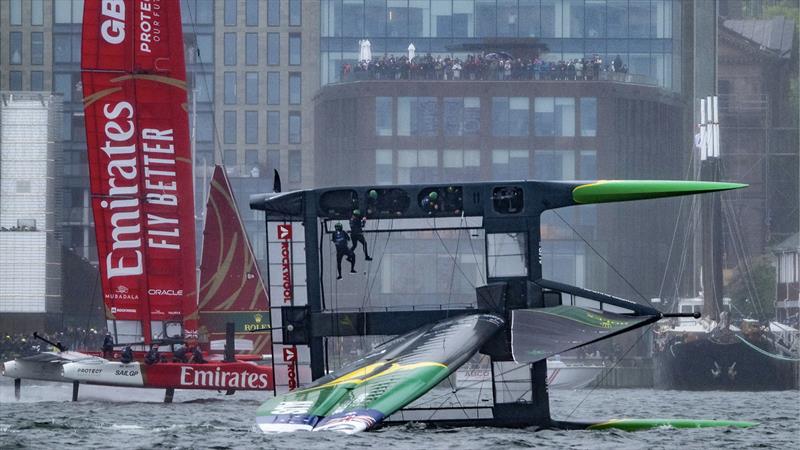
[341,53,630,82]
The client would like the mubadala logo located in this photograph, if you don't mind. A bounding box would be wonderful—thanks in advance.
[116,285,129,294]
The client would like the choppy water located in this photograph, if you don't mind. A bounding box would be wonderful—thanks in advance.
[1,379,798,449]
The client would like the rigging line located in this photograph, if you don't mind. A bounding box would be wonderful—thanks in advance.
[443,374,472,420]
[672,199,700,304]
[432,223,478,291]
[564,324,654,421]
[362,219,395,311]
[444,216,467,317]
[723,197,764,318]
[462,212,487,286]
[359,216,382,309]
[552,209,652,305]
[184,1,224,163]
[658,154,699,299]
[84,266,102,333]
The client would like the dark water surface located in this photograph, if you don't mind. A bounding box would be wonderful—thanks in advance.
[1,380,798,449]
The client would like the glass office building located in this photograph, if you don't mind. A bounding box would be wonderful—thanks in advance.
[320,0,682,90]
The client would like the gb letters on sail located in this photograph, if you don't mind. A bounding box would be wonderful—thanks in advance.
[81,0,198,343]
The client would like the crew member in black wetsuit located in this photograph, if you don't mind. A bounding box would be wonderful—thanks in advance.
[144,344,159,365]
[120,345,133,364]
[332,222,355,280]
[191,345,206,364]
[102,332,114,358]
[172,344,189,363]
[349,210,372,261]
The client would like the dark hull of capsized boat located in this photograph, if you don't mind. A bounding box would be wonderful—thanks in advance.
[654,333,799,390]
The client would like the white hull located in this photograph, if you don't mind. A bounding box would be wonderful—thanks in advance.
[62,361,145,387]
[2,352,105,383]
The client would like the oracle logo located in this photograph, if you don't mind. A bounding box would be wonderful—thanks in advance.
[100,0,126,45]
[179,366,270,389]
[147,289,184,297]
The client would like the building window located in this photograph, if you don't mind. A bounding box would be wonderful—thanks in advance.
[245,111,259,144]
[397,149,438,184]
[9,71,23,91]
[245,33,259,65]
[196,112,213,142]
[520,1,540,37]
[366,0,387,37]
[375,97,393,136]
[533,150,575,180]
[245,72,259,105]
[289,34,302,65]
[54,73,73,102]
[397,97,437,136]
[267,111,280,144]
[245,0,259,26]
[192,72,214,103]
[267,72,280,105]
[497,0,517,37]
[580,98,597,137]
[268,0,281,27]
[444,97,480,136]
[30,71,44,91]
[9,32,22,65]
[245,150,260,176]
[376,149,393,185]
[492,97,529,137]
[9,0,22,25]
[224,72,237,104]
[267,33,280,65]
[182,0,213,24]
[289,73,302,105]
[224,33,237,66]
[290,0,302,26]
[267,149,280,174]
[585,0,606,38]
[607,0,628,38]
[31,32,44,65]
[31,0,44,25]
[224,149,237,170]
[288,112,301,144]
[431,0,453,37]
[224,111,237,144]
[534,97,575,137]
[579,150,597,179]
[443,149,481,182]
[492,150,529,180]
[475,0,497,37]
[224,0,237,26]
[289,150,302,183]
[54,0,83,24]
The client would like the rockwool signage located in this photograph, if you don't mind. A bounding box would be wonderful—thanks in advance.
[283,346,299,390]
[278,224,293,305]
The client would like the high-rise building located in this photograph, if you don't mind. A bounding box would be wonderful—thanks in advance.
[0,92,62,331]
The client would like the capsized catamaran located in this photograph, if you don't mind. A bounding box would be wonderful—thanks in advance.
[2,0,272,401]
[250,180,756,432]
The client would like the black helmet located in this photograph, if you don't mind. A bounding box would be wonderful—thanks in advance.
[334,222,343,230]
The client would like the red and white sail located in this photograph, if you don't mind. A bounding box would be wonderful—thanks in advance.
[198,166,272,356]
[81,0,198,343]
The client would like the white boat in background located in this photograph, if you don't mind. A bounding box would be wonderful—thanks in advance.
[546,359,603,389]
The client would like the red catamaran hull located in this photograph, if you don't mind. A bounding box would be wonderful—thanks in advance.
[62,361,273,391]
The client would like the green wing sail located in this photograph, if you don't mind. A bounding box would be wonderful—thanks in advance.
[256,314,504,433]
[572,180,746,204]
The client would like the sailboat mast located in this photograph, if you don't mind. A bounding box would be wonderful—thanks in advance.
[700,96,724,321]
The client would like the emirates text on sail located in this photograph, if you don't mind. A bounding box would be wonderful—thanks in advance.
[101,101,183,279]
